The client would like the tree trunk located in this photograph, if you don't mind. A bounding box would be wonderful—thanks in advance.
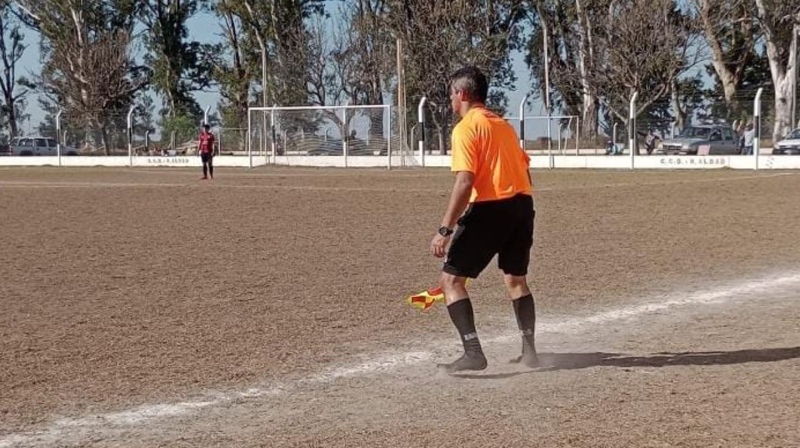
[671,79,687,132]
[575,0,598,139]
[770,79,793,144]
[101,125,111,156]
[755,0,796,143]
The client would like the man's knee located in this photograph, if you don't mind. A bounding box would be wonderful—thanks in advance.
[439,272,469,304]
[439,272,467,289]
[503,274,530,297]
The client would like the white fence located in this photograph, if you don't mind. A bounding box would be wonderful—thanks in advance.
[4,90,800,170]
[3,153,800,170]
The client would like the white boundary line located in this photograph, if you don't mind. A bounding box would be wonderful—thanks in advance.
[2,270,800,447]
[0,172,795,193]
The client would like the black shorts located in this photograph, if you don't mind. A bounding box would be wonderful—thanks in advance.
[201,153,213,163]
[443,194,535,278]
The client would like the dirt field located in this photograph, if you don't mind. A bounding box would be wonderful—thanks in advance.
[1,167,799,447]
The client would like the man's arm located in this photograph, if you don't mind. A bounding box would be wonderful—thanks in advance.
[440,171,475,229]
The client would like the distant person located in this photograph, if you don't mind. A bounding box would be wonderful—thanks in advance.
[743,124,755,155]
[644,129,661,155]
[197,124,216,180]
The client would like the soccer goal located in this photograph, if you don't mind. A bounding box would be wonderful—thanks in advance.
[248,105,406,169]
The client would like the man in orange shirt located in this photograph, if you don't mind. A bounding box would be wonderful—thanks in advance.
[430,66,537,374]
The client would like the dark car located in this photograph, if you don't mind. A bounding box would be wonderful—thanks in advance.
[0,143,10,156]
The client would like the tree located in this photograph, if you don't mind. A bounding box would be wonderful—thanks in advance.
[14,0,150,154]
[138,0,214,119]
[589,0,702,129]
[386,0,526,153]
[0,1,28,139]
[526,0,594,139]
[754,0,798,142]
[693,0,758,118]
[208,0,254,151]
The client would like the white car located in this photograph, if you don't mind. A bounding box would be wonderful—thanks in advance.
[9,136,79,156]
[773,128,800,155]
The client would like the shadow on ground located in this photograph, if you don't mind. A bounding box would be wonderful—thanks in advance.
[455,346,800,380]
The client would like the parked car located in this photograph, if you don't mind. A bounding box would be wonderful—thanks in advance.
[0,142,10,156]
[773,128,800,155]
[660,124,739,155]
[9,136,79,156]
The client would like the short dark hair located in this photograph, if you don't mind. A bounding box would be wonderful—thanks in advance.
[203,124,210,130]
[449,66,488,103]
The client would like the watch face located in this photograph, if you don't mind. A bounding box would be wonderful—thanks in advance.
[439,226,452,236]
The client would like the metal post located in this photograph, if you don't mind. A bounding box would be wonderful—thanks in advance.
[397,37,408,164]
[247,107,253,168]
[790,26,798,130]
[519,95,528,151]
[629,92,639,169]
[418,96,427,167]
[341,107,349,165]
[271,106,276,164]
[203,106,211,126]
[576,118,581,155]
[386,105,392,170]
[145,131,151,154]
[55,109,63,167]
[754,87,763,170]
[543,20,552,156]
[127,105,136,167]
[613,122,618,156]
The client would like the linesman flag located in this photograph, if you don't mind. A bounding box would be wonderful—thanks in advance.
[406,286,445,311]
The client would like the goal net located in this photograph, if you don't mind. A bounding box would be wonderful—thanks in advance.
[248,105,411,168]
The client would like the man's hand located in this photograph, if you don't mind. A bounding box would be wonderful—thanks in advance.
[430,233,450,258]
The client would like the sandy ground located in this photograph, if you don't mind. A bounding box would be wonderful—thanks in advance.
[1,167,799,447]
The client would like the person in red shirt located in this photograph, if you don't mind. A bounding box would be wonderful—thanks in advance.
[197,124,216,180]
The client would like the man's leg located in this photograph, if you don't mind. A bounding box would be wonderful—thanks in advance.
[504,274,539,368]
[437,272,487,373]
[497,195,538,367]
[208,155,214,179]
[201,154,209,179]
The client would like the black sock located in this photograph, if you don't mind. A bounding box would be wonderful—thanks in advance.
[202,164,208,177]
[446,299,483,356]
[512,294,536,346]
[208,161,214,177]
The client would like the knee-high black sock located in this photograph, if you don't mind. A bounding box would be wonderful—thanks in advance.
[512,294,536,349]
[208,159,214,178]
[202,162,208,178]
[447,299,483,356]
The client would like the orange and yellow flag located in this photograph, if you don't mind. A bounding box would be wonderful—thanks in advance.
[406,286,445,311]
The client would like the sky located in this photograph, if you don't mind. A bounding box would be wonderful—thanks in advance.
[12,9,543,136]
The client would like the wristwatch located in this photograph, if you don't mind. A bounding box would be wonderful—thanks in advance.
[438,226,454,237]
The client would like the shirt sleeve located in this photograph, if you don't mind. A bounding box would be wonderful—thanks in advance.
[450,125,479,173]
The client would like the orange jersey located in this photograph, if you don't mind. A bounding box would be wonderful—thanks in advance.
[450,107,532,203]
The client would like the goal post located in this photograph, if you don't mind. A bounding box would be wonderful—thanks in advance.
[248,105,400,169]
